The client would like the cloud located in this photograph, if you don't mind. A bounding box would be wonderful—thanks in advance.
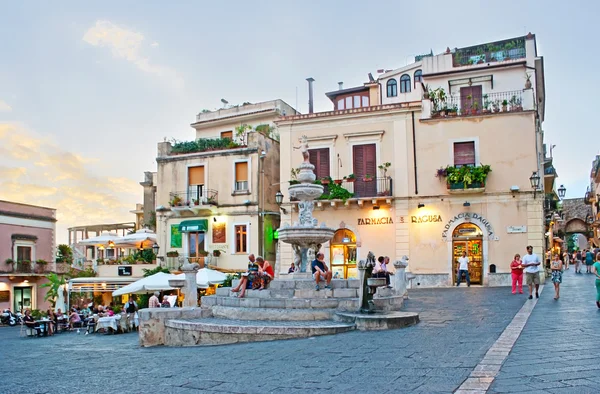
[0,100,12,112]
[0,122,140,243]
[150,42,159,47]
[82,20,182,89]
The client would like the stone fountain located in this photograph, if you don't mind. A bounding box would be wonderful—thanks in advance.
[277,135,336,273]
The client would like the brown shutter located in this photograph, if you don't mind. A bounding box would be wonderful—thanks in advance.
[309,148,330,179]
[454,142,476,166]
[353,144,377,197]
[221,131,233,140]
[460,86,483,112]
[235,162,248,182]
[188,166,205,185]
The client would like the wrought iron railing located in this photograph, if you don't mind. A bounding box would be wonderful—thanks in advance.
[453,38,526,67]
[433,90,524,117]
[320,177,392,199]
[169,186,218,207]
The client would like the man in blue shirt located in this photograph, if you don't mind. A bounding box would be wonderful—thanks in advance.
[311,252,332,291]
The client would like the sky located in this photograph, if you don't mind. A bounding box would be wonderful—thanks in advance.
[1,0,598,244]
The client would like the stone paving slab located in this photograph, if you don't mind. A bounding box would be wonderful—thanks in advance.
[1,286,527,393]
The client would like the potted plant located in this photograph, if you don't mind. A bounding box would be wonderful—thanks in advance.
[363,174,374,182]
[199,250,209,257]
[525,73,532,89]
[509,95,522,111]
[5,258,14,267]
[435,167,448,179]
[492,100,500,113]
[501,99,508,112]
[207,196,216,205]
[193,198,200,206]
[333,179,343,185]
[166,251,179,257]
[35,259,48,273]
[482,95,490,114]
[471,100,479,115]
[320,176,331,185]
[422,84,430,100]
[345,174,356,183]
[170,195,182,207]
[378,162,391,178]
[447,105,458,117]
[213,250,222,257]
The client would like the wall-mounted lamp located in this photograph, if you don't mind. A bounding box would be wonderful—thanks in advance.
[529,171,540,198]
[463,201,471,207]
[275,191,287,214]
[418,203,425,209]
[373,205,380,210]
[213,217,217,222]
[557,184,566,199]
[152,242,164,262]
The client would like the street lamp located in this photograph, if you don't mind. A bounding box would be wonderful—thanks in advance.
[152,242,159,256]
[275,191,286,214]
[557,184,566,199]
[529,171,541,198]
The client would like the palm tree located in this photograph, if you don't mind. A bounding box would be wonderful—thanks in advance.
[40,273,66,308]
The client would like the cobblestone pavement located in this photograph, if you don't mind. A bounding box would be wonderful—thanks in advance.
[1,286,528,394]
[489,269,600,393]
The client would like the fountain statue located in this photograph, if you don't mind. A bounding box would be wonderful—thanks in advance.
[277,136,336,272]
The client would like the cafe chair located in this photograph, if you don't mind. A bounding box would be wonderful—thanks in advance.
[19,321,36,338]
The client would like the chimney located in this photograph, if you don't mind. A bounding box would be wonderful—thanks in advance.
[338,82,343,90]
[306,77,315,114]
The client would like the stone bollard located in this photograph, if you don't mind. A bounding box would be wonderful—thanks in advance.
[393,256,409,299]
[180,261,199,307]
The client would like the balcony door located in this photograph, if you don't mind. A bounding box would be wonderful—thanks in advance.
[188,166,205,203]
[309,148,330,180]
[460,86,482,113]
[352,144,377,197]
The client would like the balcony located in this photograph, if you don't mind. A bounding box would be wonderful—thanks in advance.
[453,37,526,67]
[0,261,71,275]
[169,187,218,216]
[291,177,393,210]
[424,90,534,120]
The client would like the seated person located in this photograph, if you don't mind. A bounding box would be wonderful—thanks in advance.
[69,308,82,329]
[160,295,171,308]
[23,309,41,336]
[311,252,333,291]
[231,254,258,298]
[373,256,392,287]
[255,257,274,290]
[46,309,56,335]
[97,305,107,317]
[106,307,115,317]
[288,262,296,274]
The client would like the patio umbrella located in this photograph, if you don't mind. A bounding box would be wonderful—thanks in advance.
[114,228,157,249]
[78,232,120,246]
[196,268,227,288]
[111,272,183,296]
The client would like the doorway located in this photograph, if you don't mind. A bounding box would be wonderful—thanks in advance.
[330,229,358,279]
[13,286,33,313]
[452,223,483,285]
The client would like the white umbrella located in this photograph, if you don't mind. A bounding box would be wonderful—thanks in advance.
[114,228,157,249]
[196,268,227,288]
[112,272,182,296]
[78,232,120,246]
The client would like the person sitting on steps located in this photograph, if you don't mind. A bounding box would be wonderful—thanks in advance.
[231,254,257,298]
[311,252,332,291]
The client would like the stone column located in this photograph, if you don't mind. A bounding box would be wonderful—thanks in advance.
[180,261,199,308]
[393,259,408,299]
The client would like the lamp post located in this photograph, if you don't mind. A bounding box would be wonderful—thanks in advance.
[557,184,566,199]
[529,171,541,198]
[152,242,164,263]
[275,191,286,214]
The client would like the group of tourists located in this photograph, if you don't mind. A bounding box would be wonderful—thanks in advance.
[569,249,598,274]
[231,254,274,298]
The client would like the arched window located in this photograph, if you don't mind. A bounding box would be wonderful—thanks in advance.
[400,74,411,93]
[414,69,423,88]
[386,79,397,97]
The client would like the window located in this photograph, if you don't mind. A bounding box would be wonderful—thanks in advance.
[400,74,411,93]
[235,225,247,253]
[345,97,352,109]
[353,96,361,108]
[362,96,369,107]
[338,99,345,110]
[221,131,233,140]
[386,79,397,97]
[454,142,476,167]
[309,148,330,180]
[17,246,31,262]
[188,232,205,257]
[352,144,377,197]
[414,69,422,88]
[234,161,249,191]
[460,86,483,113]
[188,166,205,201]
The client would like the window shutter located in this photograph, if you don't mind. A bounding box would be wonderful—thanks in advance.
[454,142,476,166]
[188,166,205,185]
[221,131,233,140]
[353,145,365,177]
[235,162,248,182]
[309,148,330,179]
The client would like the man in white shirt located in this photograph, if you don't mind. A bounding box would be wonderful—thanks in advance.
[522,245,541,299]
[456,251,470,287]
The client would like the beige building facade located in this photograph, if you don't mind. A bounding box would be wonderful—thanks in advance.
[277,34,547,287]
[155,100,297,270]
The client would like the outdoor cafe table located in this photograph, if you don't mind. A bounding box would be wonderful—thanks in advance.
[96,315,121,332]
[33,319,51,337]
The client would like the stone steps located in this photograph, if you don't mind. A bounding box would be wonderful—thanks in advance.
[211,306,334,321]
[334,311,420,331]
[232,278,360,290]
[201,295,359,311]
[164,318,355,346]
[215,287,359,299]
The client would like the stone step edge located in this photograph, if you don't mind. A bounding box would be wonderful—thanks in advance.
[210,306,335,321]
[165,319,355,336]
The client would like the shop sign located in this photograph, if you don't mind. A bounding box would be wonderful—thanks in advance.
[357,217,393,226]
[0,291,9,302]
[118,266,132,276]
[507,226,527,234]
[442,212,497,241]
[411,215,442,223]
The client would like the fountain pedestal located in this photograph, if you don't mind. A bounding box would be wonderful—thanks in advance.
[180,262,199,308]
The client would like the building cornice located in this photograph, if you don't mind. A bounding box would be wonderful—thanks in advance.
[191,109,279,129]
[0,210,57,223]
[422,61,526,78]
[157,147,259,163]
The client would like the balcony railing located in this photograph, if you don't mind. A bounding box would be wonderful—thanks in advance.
[320,177,393,199]
[0,261,71,274]
[453,38,526,67]
[169,186,218,207]
[431,90,525,118]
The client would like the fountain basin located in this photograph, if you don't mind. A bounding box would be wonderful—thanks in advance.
[288,183,324,200]
[367,278,387,288]
[277,227,335,246]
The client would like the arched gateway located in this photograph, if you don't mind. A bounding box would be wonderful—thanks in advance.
[451,223,484,285]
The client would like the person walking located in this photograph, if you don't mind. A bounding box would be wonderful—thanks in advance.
[456,251,471,287]
[585,249,595,274]
[575,250,583,274]
[550,254,563,300]
[522,245,541,299]
[592,253,600,309]
[563,250,570,270]
[149,291,160,308]
[510,254,524,294]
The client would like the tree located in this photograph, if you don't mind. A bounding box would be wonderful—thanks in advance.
[40,273,66,308]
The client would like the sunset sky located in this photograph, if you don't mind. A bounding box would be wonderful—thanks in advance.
[1,0,597,243]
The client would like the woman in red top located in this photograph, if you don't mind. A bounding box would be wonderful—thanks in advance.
[510,253,524,294]
[256,256,274,290]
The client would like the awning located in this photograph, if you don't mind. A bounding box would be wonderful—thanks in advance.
[179,219,208,232]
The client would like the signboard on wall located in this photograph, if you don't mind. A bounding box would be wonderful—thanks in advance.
[507,226,527,234]
[118,266,132,276]
[170,224,182,248]
[0,291,9,302]
[212,222,226,243]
